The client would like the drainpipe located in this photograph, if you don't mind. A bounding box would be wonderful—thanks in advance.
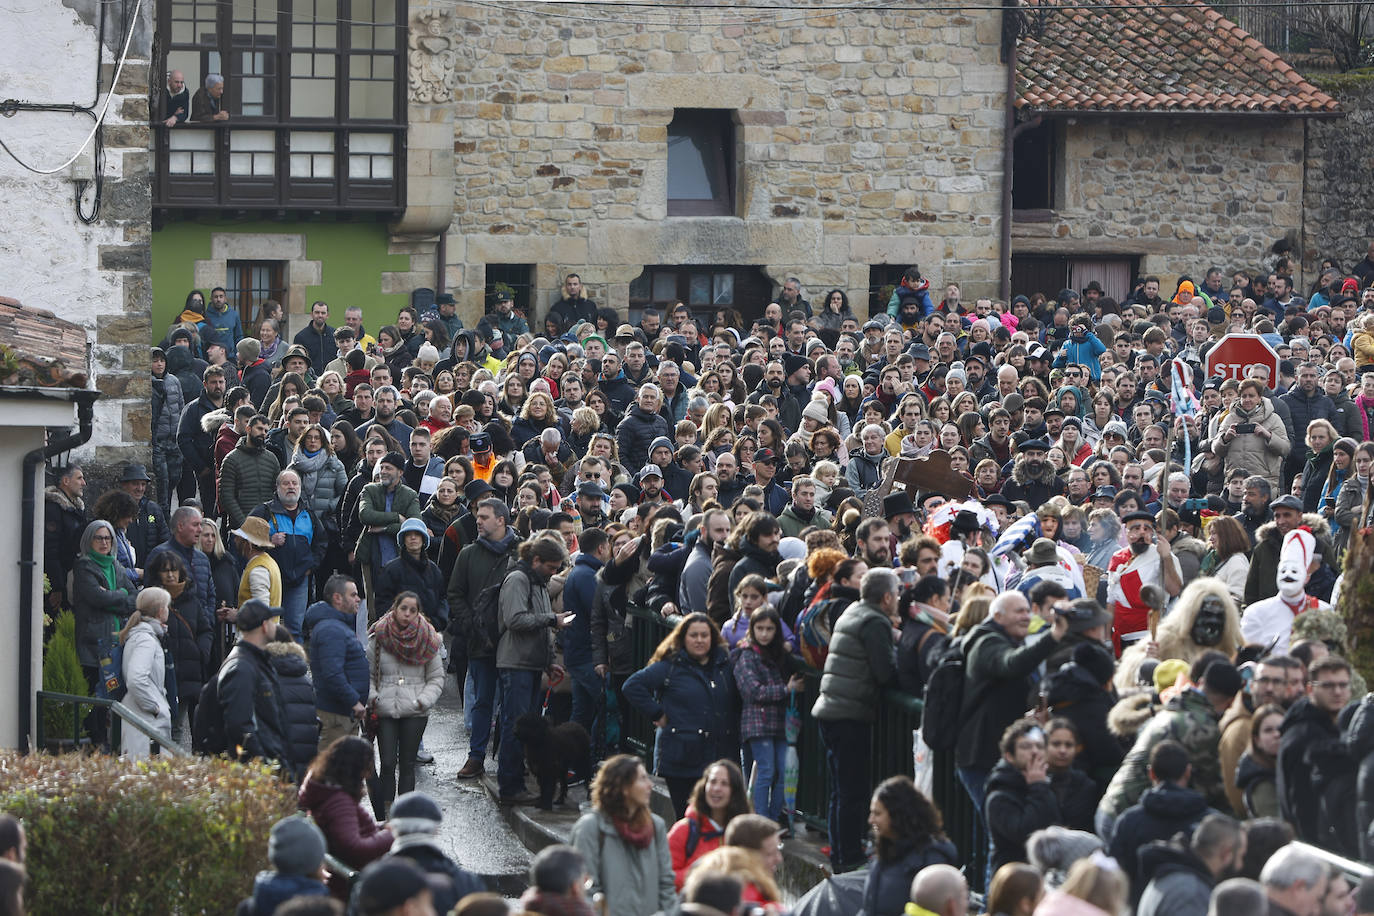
[20,389,99,753]
[1000,0,1021,302]
[435,231,446,296]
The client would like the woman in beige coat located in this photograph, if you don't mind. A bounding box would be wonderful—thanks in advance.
[367,590,445,817]
[1210,378,1290,493]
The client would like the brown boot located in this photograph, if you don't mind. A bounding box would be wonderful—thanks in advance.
[456,757,485,779]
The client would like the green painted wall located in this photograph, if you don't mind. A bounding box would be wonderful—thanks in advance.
[150,221,413,342]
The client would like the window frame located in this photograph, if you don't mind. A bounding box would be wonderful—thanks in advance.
[225,260,287,324]
[666,108,737,217]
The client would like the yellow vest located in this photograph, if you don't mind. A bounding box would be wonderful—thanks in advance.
[238,552,283,608]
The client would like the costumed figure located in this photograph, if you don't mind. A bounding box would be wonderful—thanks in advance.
[1241,528,1329,655]
[927,501,1006,589]
[1105,511,1184,656]
[1113,577,1242,691]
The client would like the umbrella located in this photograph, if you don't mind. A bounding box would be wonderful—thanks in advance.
[791,870,869,916]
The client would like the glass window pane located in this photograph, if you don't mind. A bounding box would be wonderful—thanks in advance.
[293,24,312,45]
[318,24,336,47]
[313,153,334,177]
[689,274,710,306]
[169,151,192,173]
[348,80,392,120]
[370,155,392,179]
[652,273,676,302]
[289,154,311,177]
[714,273,734,305]
[173,21,193,43]
[292,130,332,152]
[629,271,650,301]
[350,133,390,154]
[232,130,274,151]
[668,126,721,201]
[348,155,370,179]
[230,152,252,175]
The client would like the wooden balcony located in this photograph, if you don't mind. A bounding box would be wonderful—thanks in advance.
[153,123,405,220]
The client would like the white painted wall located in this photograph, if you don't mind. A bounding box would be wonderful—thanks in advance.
[0,0,151,456]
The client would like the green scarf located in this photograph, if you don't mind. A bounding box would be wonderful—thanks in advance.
[87,549,117,591]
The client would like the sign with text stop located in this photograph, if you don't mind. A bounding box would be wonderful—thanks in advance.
[1205,334,1280,389]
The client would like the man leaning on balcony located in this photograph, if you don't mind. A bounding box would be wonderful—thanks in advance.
[192,74,230,123]
[161,70,189,127]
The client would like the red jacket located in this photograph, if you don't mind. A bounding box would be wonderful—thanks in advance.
[667,806,724,890]
[298,775,393,870]
[213,421,239,487]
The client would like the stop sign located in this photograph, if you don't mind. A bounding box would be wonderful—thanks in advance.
[1205,334,1280,389]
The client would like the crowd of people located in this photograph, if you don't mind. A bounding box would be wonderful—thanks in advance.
[33,257,1374,914]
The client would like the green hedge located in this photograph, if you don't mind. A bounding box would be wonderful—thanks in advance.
[0,753,297,914]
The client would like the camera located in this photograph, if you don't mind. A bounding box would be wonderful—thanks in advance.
[1235,423,1256,434]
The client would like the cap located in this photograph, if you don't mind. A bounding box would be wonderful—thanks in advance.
[863,319,886,332]
[1271,494,1304,512]
[1025,537,1059,567]
[1064,603,1114,635]
[637,464,664,481]
[909,343,932,361]
[388,791,443,834]
[232,516,275,549]
[120,463,152,483]
[1019,439,1051,453]
[984,494,1012,510]
[1122,510,1156,525]
[236,598,278,632]
[615,323,636,340]
[470,432,492,452]
[269,815,326,876]
[576,480,607,499]
[435,292,456,306]
[1043,405,1064,418]
[753,447,779,465]
[1028,344,1048,360]
[1092,485,1117,501]
[1003,393,1025,414]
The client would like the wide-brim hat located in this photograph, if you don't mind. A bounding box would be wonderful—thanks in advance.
[232,516,274,548]
[1024,537,1059,567]
[120,463,152,483]
[883,490,917,518]
[282,344,312,367]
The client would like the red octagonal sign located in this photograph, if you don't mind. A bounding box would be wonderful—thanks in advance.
[1205,333,1280,389]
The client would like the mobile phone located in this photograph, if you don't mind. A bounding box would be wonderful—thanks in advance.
[1236,423,1256,434]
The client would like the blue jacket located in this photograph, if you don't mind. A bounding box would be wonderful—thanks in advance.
[561,553,602,667]
[204,305,243,349]
[1052,331,1107,380]
[623,647,739,779]
[250,497,326,587]
[302,600,369,716]
[146,537,214,636]
[250,871,328,915]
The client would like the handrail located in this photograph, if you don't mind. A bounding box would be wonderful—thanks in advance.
[36,690,190,757]
[1292,842,1373,882]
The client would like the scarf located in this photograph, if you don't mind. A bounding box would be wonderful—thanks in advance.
[291,446,328,494]
[1359,394,1374,441]
[87,549,117,591]
[613,816,655,850]
[372,610,441,667]
[165,577,187,600]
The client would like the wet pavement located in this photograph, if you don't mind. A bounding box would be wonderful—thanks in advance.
[411,675,532,896]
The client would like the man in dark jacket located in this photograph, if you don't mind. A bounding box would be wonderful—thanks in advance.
[897,574,951,697]
[955,592,1068,830]
[616,383,671,472]
[595,351,636,416]
[1107,740,1218,895]
[812,567,900,872]
[237,337,272,408]
[293,300,337,370]
[249,469,325,639]
[548,273,596,329]
[726,511,782,597]
[1278,655,1355,846]
[746,360,801,435]
[217,599,289,767]
[43,464,87,610]
[147,505,216,642]
[177,365,227,507]
[1280,363,1336,487]
[1000,440,1065,508]
[1136,814,1245,916]
[448,498,519,779]
[219,415,282,531]
[303,575,369,753]
[119,464,169,563]
[562,528,608,733]
[379,792,485,914]
[985,719,1062,872]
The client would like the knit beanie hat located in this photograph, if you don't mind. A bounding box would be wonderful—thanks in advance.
[269,815,326,876]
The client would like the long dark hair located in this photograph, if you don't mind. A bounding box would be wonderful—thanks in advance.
[649,612,725,664]
[330,419,362,470]
[688,759,752,823]
[746,605,788,669]
[306,735,373,801]
[871,775,944,861]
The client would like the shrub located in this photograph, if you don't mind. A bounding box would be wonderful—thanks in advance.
[0,753,297,915]
[40,611,87,742]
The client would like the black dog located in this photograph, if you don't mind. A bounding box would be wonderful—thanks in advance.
[513,713,592,809]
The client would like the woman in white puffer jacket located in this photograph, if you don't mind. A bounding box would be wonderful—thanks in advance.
[120,586,174,760]
[367,591,445,817]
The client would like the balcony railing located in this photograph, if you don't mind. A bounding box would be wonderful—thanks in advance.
[154,123,405,217]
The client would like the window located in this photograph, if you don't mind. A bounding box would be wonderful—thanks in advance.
[1012,120,1058,212]
[486,264,535,319]
[226,261,286,323]
[867,265,906,321]
[1010,255,1138,301]
[667,109,735,217]
[628,265,771,322]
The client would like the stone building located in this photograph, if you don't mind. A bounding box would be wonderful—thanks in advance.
[0,0,153,472]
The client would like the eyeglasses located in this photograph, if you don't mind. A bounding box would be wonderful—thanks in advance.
[91,534,113,543]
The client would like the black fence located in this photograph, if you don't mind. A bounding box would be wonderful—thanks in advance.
[622,606,987,889]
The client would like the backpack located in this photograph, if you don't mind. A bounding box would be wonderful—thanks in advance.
[192,675,227,756]
[795,598,835,670]
[96,637,126,701]
[920,638,971,752]
[470,555,513,653]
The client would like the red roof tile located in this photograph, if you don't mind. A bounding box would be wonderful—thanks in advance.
[1016,0,1339,114]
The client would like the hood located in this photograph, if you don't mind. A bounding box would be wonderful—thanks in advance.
[1139,781,1210,820]
[1107,691,1158,739]
[46,485,84,513]
[1256,513,1331,547]
[165,345,196,372]
[1236,750,1276,790]
[739,540,781,567]
[1280,695,1340,737]
[201,407,229,435]
[1137,841,1213,889]
[986,759,1029,795]
[298,774,352,811]
[302,600,354,638]
[266,640,309,676]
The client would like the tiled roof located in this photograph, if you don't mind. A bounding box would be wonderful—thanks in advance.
[1016,0,1340,115]
[0,297,90,388]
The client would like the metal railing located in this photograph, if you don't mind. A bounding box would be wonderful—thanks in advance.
[622,606,987,889]
[36,691,189,757]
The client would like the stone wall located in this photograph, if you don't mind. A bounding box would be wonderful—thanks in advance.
[0,0,153,473]
[1012,117,1307,282]
[1303,75,1374,269]
[422,0,1008,322]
